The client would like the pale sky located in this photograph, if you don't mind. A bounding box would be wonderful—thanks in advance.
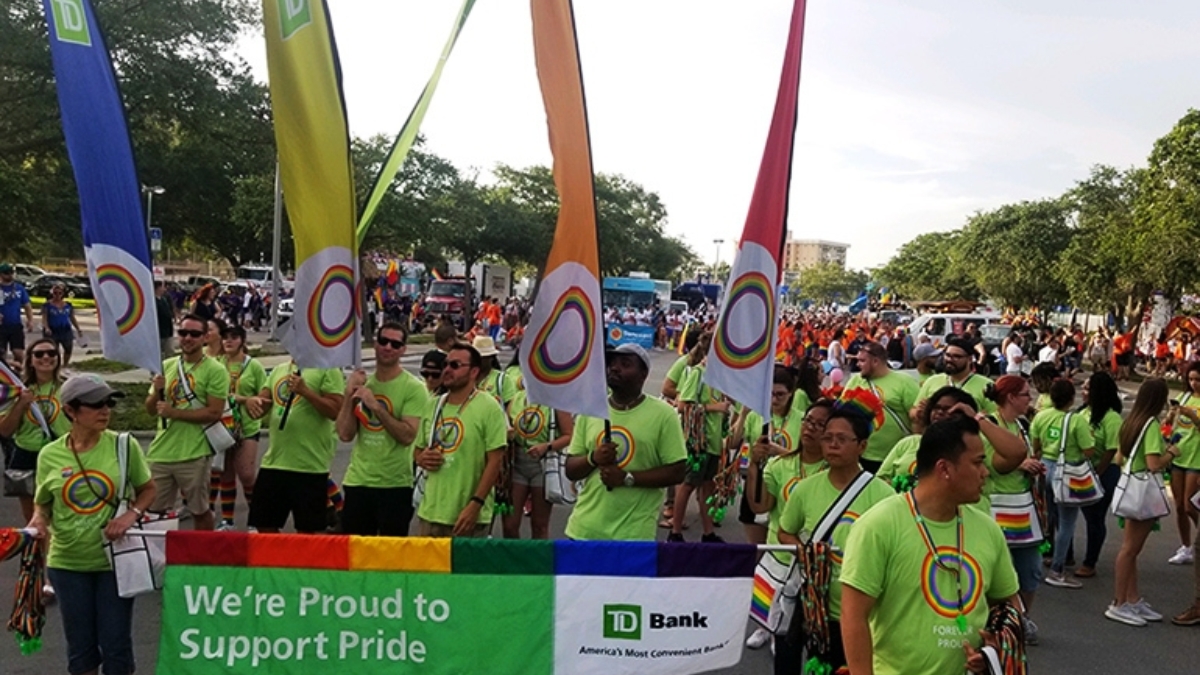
[238,0,1200,270]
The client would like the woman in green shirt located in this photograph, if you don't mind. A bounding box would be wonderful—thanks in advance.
[1107,378,1180,627]
[1165,362,1200,566]
[1077,371,1124,578]
[0,338,71,522]
[212,325,268,530]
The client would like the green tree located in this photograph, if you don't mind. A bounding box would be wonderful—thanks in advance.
[796,262,868,304]
[874,230,978,300]
[1132,109,1200,300]
[955,200,1073,309]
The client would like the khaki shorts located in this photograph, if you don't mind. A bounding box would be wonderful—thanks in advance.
[149,455,212,515]
[511,451,544,488]
[417,518,490,538]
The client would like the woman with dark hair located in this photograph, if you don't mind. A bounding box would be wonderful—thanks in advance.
[1076,371,1123,578]
[1107,378,1178,626]
[790,356,823,416]
[204,317,227,359]
[775,398,894,675]
[1031,378,1096,590]
[877,386,974,489]
[1164,361,1200,566]
[41,283,83,363]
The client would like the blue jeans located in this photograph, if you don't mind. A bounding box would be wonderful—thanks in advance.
[1080,464,1121,568]
[47,568,136,675]
[1045,460,1082,574]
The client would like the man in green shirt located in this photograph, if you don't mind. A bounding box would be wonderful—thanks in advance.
[144,313,230,531]
[841,415,1021,675]
[844,341,919,473]
[246,361,345,533]
[335,322,427,536]
[414,343,508,537]
[565,343,688,541]
[917,338,996,415]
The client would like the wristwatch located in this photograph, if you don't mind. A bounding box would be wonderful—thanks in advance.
[622,472,636,488]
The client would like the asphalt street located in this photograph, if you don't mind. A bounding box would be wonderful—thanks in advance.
[2,346,1198,673]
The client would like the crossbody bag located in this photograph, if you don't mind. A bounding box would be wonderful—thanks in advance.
[1051,412,1103,506]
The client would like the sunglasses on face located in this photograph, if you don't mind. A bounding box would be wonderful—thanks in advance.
[420,371,441,379]
[444,360,469,371]
[376,336,406,349]
[177,329,204,338]
[31,349,57,359]
[77,398,118,410]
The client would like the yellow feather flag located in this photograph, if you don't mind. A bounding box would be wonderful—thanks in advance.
[518,0,607,420]
[262,0,358,367]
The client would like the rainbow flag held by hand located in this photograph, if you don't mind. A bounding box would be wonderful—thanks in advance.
[518,0,607,420]
[705,0,809,419]
[40,0,161,374]
[263,0,358,368]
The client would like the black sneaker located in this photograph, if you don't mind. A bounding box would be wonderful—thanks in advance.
[666,532,685,543]
[701,533,725,544]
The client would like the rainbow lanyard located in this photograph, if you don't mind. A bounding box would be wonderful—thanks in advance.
[906,492,968,632]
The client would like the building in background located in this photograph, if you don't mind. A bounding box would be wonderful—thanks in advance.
[782,234,849,272]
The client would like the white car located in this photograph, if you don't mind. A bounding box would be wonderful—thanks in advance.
[277,297,294,321]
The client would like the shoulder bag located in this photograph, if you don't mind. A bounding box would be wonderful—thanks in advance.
[103,433,179,598]
[1110,419,1171,521]
[176,358,238,467]
[988,417,1044,547]
[1051,412,1103,506]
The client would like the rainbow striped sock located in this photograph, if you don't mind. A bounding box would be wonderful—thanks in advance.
[220,480,237,524]
[326,477,344,512]
[209,470,223,512]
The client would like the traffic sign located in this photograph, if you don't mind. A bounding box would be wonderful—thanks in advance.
[150,227,162,252]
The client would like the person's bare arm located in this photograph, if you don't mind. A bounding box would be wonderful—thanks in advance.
[841,586,877,675]
[158,394,223,425]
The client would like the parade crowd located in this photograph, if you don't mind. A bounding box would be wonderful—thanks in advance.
[3,269,1200,675]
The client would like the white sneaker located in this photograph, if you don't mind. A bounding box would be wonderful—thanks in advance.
[1105,603,1148,627]
[745,627,771,649]
[1131,598,1164,622]
[1168,545,1195,565]
[1044,572,1083,589]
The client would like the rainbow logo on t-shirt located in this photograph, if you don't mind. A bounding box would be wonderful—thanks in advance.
[781,477,802,502]
[62,471,114,516]
[921,548,983,619]
[434,418,464,454]
[772,429,793,451]
[828,511,861,565]
[515,407,546,440]
[593,426,635,469]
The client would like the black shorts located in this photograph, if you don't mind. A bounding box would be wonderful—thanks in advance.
[247,468,328,533]
[341,485,415,537]
[683,454,718,487]
[0,324,25,353]
[738,490,758,525]
[1116,353,1133,367]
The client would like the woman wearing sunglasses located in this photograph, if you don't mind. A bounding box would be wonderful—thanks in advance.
[27,374,156,675]
[211,325,267,530]
[41,284,83,363]
[1,339,72,521]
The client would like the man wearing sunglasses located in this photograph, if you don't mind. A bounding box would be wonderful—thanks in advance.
[144,314,231,531]
[845,341,920,474]
[916,337,996,416]
[414,343,507,537]
[335,323,427,536]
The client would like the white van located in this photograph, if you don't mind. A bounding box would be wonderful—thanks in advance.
[907,313,1001,347]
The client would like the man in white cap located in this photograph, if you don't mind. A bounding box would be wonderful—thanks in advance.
[472,335,515,411]
[564,343,688,541]
[912,342,944,385]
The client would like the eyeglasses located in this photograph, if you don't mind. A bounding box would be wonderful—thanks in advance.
[31,350,57,359]
[444,360,469,371]
[376,336,406,349]
[420,371,441,379]
[771,390,790,399]
[820,434,859,446]
[177,329,204,338]
[802,417,827,429]
[76,398,118,410]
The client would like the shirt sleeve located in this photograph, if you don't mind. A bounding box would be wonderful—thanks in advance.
[778,482,806,536]
[899,375,920,410]
[1142,421,1165,457]
[839,509,889,598]
[482,400,509,451]
[1072,414,1096,452]
[320,368,346,395]
[657,406,688,465]
[128,437,153,488]
[1101,413,1122,452]
[567,417,591,456]
[204,362,231,401]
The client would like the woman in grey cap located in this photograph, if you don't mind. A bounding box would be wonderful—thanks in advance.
[26,374,156,675]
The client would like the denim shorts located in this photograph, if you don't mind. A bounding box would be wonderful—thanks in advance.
[1008,544,1043,594]
[47,567,136,675]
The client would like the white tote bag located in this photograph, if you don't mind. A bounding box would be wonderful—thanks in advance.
[104,433,179,598]
[1052,413,1103,507]
[1110,419,1171,521]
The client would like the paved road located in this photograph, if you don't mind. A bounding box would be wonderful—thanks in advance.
[3,348,1198,673]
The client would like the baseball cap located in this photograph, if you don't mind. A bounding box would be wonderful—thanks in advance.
[420,350,447,376]
[913,343,943,361]
[605,343,651,372]
[0,263,12,274]
[60,374,125,406]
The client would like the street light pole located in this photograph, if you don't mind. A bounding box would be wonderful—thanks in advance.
[712,238,724,282]
[142,185,165,273]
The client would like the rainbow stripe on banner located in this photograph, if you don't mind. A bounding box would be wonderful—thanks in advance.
[157,533,755,675]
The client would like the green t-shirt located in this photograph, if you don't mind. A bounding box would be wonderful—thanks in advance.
[478,368,518,411]
[35,432,152,572]
[876,434,921,486]
[745,409,806,454]
[9,381,71,452]
[845,371,919,462]
[260,365,345,474]
[566,397,688,541]
[220,354,268,437]
[988,417,1032,495]
[1030,408,1094,463]
[789,390,813,416]
[509,389,555,450]
[1035,392,1052,414]
[840,493,1020,675]
[1173,394,1200,469]
[778,472,895,619]
[1092,409,1123,455]
[677,364,724,456]
[416,391,509,526]
[344,370,428,488]
[762,453,827,547]
[1124,418,1165,474]
[147,355,231,464]
[918,372,996,415]
[664,355,688,392]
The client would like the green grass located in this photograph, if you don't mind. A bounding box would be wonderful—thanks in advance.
[109,381,157,431]
[71,356,136,373]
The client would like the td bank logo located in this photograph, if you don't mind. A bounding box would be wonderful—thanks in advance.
[603,604,710,640]
[278,0,312,40]
[50,0,92,46]
[604,604,641,640]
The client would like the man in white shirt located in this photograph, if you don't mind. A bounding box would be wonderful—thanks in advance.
[1038,337,1060,367]
[1005,333,1025,375]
